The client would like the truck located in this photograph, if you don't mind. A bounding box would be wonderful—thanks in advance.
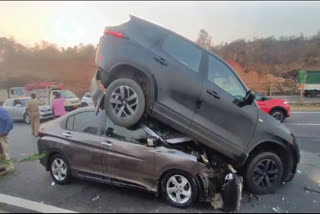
[296,70,320,97]
[0,86,26,105]
[24,82,81,111]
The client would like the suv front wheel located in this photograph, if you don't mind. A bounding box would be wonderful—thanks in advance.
[104,78,145,128]
[244,152,284,195]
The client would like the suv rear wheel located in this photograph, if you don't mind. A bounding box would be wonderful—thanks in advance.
[244,152,283,195]
[104,78,145,127]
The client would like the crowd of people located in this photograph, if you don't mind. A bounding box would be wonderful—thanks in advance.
[0,92,67,176]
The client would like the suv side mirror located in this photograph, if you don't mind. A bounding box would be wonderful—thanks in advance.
[243,90,255,106]
[147,136,158,147]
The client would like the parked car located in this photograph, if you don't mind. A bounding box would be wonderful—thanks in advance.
[254,92,290,123]
[2,97,53,124]
[51,89,81,112]
[91,15,300,195]
[80,92,94,107]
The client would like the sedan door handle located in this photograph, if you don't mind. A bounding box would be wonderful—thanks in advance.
[154,57,168,66]
[62,132,72,138]
[101,141,112,147]
[206,90,220,99]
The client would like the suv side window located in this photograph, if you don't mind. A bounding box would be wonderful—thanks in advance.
[161,35,202,72]
[72,111,100,135]
[5,100,14,106]
[208,55,247,100]
[106,118,148,145]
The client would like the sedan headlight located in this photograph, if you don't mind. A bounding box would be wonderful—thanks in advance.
[284,101,289,104]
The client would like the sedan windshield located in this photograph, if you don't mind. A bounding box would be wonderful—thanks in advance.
[60,90,77,99]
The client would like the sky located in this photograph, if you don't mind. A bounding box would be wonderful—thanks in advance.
[0,1,320,48]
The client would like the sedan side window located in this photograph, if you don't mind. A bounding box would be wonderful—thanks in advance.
[72,111,100,135]
[106,118,148,145]
[208,55,247,100]
[13,99,23,106]
[162,34,202,72]
[66,115,75,130]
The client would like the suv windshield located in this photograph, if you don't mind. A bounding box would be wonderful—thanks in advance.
[59,90,77,99]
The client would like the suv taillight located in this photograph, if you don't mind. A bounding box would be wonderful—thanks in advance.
[104,30,124,38]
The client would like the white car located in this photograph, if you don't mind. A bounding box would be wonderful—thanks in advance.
[80,93,94,107]
[3,97,53,124]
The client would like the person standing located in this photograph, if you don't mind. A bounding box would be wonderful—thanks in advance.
[0,106,14,176]
[52,93,66,119]
[26,93,43,137]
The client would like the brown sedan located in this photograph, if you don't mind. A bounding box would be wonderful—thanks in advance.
[37,107,214,208]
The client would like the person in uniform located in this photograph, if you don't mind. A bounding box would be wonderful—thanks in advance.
[0,106,14,176]
[26,93,44,137]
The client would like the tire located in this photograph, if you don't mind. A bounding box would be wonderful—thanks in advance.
[270,109,285,123]
[49,154,71,185]
[244,152,283,195]
[24,113,30,124]
[161,170,198,209]
[104,78,145,128]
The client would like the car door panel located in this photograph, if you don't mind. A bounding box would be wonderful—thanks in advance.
[65,131,111,177]
[102,116,156,190]
[149,35,204,131]
[63,111,112,178]
[191,54,258,159]
[101,136,156,190]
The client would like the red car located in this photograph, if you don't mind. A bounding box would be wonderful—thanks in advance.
[255,93,290,122]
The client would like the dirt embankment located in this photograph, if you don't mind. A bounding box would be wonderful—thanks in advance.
[226,59,294,95]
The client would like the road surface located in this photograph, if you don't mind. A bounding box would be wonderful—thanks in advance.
[0,112,319,213]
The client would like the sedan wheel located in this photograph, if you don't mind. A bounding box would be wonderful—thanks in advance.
[161,170,198,208]
[24,114,30,124]
[50,154,71,184]
[271,110,285,122]
[166,175,192,204]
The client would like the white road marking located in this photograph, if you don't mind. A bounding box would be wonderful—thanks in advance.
[0,193,77,213]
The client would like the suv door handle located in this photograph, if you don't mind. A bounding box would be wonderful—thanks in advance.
[101,141,112,147]
[206,90,220,99]
[62,132,72,138]
[154,57,168,66]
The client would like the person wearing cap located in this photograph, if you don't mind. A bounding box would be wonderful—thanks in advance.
[52,92,66,119]
[0,106,14,176]
[26,93,44,137]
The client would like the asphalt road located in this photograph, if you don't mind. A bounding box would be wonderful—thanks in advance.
[0,112,320,213]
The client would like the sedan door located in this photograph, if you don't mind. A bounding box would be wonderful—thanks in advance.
[62,111,112,178]
[101,115,156,190]
[190,54,258,159]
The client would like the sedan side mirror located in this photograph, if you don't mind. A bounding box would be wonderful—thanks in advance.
[243,90,255,106]
[147,136,158,147]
